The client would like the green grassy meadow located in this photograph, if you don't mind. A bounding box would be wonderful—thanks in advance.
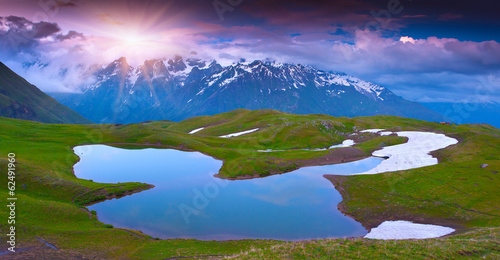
[0,109,498,259]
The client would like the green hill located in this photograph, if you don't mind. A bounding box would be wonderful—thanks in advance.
[0,61,92,124]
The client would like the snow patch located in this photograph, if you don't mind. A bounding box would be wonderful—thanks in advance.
[329,139,355,149]
[196,88,206,95]
[219,128,260,138]
[220,70,239,86]
[208,78,219,87]
[304,139,355,151]
[364,221,455,240]
[241,65,253,73]
[188,127,204,134]
[356,131,458,175]
[128,70,139,85]
[360,129,385,133]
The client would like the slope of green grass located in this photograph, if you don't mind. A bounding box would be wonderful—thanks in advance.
[231,227,500,259]
[0,61,92,124]
[0,109,498,259]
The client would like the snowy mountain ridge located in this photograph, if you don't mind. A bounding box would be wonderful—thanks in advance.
[51,55,445,124]
[85,56,387,102]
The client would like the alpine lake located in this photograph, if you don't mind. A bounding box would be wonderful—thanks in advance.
[74,144,384,240]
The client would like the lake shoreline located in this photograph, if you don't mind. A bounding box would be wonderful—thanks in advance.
[82,184,156,207]
[324,174,468,237]
[323,130,465,237]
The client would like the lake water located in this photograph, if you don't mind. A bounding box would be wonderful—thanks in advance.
[73,145,383,240]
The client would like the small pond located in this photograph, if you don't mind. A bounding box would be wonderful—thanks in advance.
[73,145,383,240]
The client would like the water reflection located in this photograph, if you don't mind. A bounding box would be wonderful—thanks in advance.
[74,145,382,240]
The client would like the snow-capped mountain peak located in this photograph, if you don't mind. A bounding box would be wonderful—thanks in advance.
[60,55,443,124]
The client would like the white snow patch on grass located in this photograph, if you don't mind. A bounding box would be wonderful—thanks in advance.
[188,127,204,134]
[356,131,458,175]
[329,139,355,149]
[219,128,259,138]
[360,129,385,133]
[364,220,455,240]
[380,131,393,136]
[303,139,356,151]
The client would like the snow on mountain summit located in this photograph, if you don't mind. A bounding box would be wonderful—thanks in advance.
[58,55,444,124]
[87,56,386,101]
[193,60,387,101]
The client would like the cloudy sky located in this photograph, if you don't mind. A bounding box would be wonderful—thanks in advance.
[0,0,499,103]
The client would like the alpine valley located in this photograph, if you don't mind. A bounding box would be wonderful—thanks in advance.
[50,56,445,124]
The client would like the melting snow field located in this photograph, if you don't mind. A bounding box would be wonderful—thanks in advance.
[188,127,204,134]
[353,130,458,239]
[355,130,458,175]
[364,221,455,239]
[219,128,260,138]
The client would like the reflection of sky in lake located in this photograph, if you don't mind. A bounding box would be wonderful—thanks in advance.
[74,145,382,240]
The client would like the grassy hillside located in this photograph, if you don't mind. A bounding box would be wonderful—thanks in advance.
[231,227,500,259]
[0,61,92,124]
[0,110,498,259]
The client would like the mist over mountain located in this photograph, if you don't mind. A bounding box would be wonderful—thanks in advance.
[0,61,92,124]
[50,56,445,124]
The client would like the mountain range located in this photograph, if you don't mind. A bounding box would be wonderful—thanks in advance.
[0,61,92,124]
[48,56,445,124]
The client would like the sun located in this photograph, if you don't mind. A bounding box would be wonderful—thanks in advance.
[121,33,147,47]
